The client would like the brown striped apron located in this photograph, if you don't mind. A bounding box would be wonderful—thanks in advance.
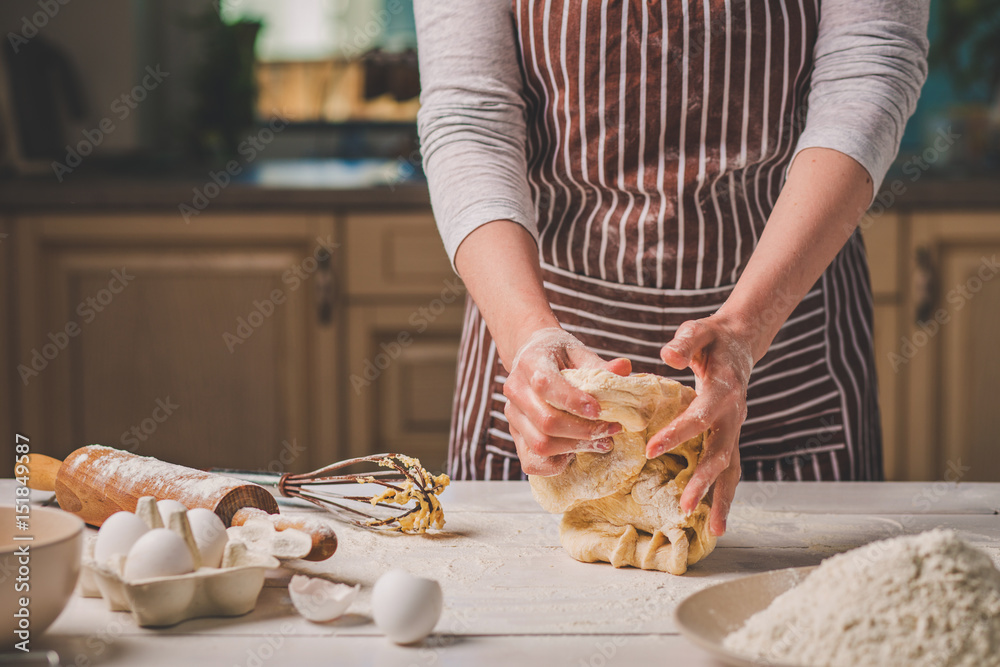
[448,0,882,482]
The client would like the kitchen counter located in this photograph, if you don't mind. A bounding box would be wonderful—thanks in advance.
[3,168,1000,213]
[0,167,431,212]
[11,480,1000,666]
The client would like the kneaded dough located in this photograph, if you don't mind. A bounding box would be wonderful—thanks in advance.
[529,369,716,575]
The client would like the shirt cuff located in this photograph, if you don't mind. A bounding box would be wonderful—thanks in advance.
[437,199,538,271]
[790,125,894,205]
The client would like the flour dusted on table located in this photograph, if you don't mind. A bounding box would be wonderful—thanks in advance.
[724,529,1000,666]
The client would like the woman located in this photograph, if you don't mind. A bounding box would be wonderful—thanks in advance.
[414,0,928,536]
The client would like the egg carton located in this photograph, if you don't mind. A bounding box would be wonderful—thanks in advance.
[80,498,281,628]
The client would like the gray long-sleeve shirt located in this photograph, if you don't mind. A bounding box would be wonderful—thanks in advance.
[415,0,929,268]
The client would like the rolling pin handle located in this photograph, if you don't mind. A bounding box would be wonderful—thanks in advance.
[25,453,62,492]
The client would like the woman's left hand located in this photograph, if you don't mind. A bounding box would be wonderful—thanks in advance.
[646,315,755,537]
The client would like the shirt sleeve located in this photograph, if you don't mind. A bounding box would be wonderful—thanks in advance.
[414,0,537,269]
[791,0,930,198]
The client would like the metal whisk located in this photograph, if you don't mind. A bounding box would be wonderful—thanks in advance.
[213,453,450,533]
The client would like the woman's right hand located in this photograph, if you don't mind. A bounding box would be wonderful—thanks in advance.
[502,327,632,476]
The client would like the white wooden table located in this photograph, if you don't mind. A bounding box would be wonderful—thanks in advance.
[17,480,1000,666]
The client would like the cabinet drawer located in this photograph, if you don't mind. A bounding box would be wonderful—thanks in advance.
[345,212,455,297]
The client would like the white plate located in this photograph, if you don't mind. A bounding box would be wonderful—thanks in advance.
[674,566,816,667]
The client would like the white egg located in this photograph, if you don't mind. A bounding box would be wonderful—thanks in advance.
[186,508,228,568]
[156,499,189,526]
[94,511,150,564]
[288,575,359,622]
[123,528,195,581]
[372,570,442,644]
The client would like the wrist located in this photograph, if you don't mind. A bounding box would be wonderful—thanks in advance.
[710,305,774,365]
[497,313,562,369]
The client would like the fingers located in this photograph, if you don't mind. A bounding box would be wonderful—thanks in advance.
[504,362,620,435]
[526,368,602,419]
[708,454,742,536]
[678,417,739,514]
[661,320,714,370]
[509,422,573,477]
[513,389,622,442]
[505,332,631,475]
[603,357,632,377]
[646,368,747,458]
[504,398,616,458]
[646,391,714,458]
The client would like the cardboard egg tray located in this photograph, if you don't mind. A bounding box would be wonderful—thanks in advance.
[79,497,283,627]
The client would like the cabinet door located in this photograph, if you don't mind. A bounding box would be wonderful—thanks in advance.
[344,212,464,474]
[14,214,337,473]
[861,214,903,479]
[903,212,1000,481]
[345,304,464,475]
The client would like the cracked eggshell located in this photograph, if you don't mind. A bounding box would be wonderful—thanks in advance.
[372,570,443,644]
[186,508,228,568]
[156,499,189,526]
[226,518,313,560]
[288,575,359,622]
[123,528,195,581]
[94,511,150,564]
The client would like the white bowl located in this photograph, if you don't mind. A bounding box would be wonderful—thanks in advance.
[674,566,816,666]
[1,504,84,648]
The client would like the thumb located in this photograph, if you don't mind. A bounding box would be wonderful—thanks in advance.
[603,357,632,377]
[661,321,713,370]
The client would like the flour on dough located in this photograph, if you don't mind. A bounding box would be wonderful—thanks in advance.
[529,369,716,575]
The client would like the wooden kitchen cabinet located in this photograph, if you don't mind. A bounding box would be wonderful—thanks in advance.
[861,213,904,480]
[344,213,465,475]
[344,304,463,474]
[8,209,464,478]
[900,211,1000,482]
[12,214,338,473]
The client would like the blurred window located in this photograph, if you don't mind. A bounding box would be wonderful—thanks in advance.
[220,0,419,123]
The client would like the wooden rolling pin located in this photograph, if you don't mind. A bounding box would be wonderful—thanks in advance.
[27,445,336,561]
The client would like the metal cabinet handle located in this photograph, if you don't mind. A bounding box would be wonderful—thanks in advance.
[913,246,936,325]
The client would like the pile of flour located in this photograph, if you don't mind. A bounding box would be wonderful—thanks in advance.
[724,529,1000,666]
